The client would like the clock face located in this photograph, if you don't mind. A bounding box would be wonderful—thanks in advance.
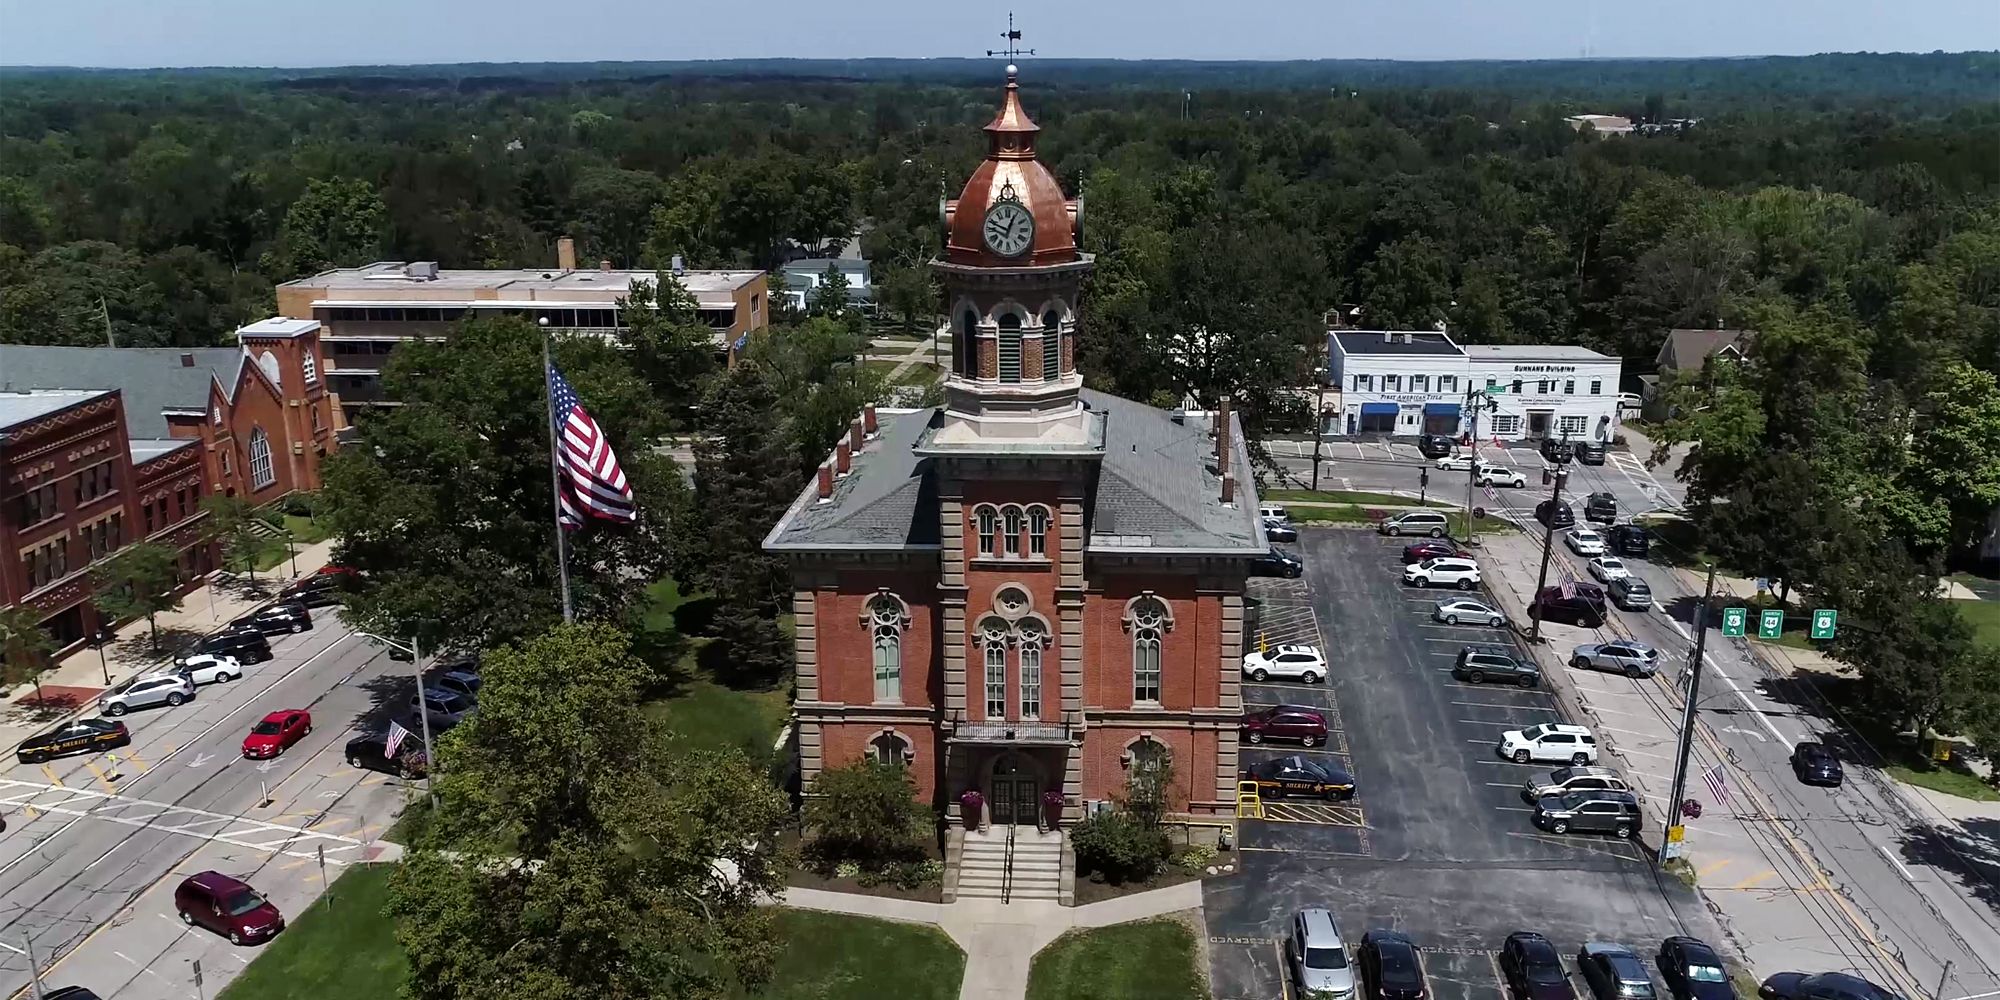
[983,201,1036,257]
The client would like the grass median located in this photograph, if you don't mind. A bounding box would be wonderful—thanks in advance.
[1027,919,1206,1000]
[1264,488,1450,508]
[217,864,404,1000]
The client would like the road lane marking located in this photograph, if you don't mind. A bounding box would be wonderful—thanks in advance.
[0,778,365,864]
[1732,869,1777,889]
[1697,858,1735,878]
[38,766,61,787]
[1875,842,1915,881]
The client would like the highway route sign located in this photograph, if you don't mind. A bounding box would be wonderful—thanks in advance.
[1810,609,1838,640]
[1720,607,1748,637]
[1758,609,1784,639]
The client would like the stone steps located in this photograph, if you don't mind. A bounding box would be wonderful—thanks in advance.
[956,830,1063,901]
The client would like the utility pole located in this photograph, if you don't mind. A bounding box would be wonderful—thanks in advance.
[410,635,439,810]
[24,934,44,999]
[1526,463,1568,643]
[1311,340,1330,491]
[1663,564,1718,863]
[1934,961,1953,1000]
[1462,386,1482,548]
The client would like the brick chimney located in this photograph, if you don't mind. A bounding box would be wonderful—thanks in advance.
[863,403,879,436]
[1222,474,1236,505]
[849,419,865,455]
[1216,395,1233,481]
[816,462,833,500]
[836,441,852,474]
[557,237,577,271]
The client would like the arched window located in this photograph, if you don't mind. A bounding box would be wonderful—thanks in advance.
[1130,596,1167,703]
[1002,505,1024,556]
[1028,506,1051,557]
[869,594,904,703]
[997,314,1023,382]
[975,505,998,556]
[984,640,1008,720]
[868,731,912,767]
[1041,311,1062,380]
[1017,621,1044,720]
[246,427,276,490]
[957,309,979,377]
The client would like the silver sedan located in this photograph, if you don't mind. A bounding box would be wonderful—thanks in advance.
[1569,641,1661,678]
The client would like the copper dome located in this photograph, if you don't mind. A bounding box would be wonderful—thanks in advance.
[943,70,1080,267]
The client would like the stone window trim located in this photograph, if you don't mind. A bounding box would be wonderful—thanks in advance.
[858,589,912,631]
[1119,732,1169,769]
[974,504,999,555]
[972,609,1051,647]
[1001,504,1024,554]
[1120,593,1176,633]
[868,728,917,767]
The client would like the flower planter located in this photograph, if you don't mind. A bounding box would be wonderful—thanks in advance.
[1041,789,1065,829]
[958,790,984,830]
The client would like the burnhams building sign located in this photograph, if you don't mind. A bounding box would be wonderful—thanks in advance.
[1511,364,1579,373]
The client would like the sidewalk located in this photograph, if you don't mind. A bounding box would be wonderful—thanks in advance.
[779,879,1204,1000]
[0,539,340,748]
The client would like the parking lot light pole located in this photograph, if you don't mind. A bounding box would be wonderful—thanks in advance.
[1462,387,1482,549]
[1662,564,1717,864]
[1526,465,1568,644]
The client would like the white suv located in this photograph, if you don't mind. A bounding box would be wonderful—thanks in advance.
[1403,557,1481,590]
[1475,462,1527,489]
[1242,644,1328,684]
[174,653,243,686]
[99,671,196,716]
[1497,723,1600,766]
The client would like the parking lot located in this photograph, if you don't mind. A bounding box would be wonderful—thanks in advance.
[1207,528,1711,1000]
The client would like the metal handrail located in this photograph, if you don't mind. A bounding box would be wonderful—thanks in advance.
[1002,821,1016,904]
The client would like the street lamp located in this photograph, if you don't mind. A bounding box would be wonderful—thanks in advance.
[352,630,440,810]
[1526,464,1570,644]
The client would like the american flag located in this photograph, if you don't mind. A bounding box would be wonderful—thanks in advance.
[1702,764,1732,808]
[384,719,412,760]
[549,363,636,527]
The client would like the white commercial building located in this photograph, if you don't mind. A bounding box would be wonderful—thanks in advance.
[1324,331,1623,443]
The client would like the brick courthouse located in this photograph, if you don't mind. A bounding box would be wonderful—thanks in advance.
[765,67,1267,827]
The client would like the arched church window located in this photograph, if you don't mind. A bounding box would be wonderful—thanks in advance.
[1002,505,1024,556]
[1041,311,1062,380]
[997,314,1023,383]
[868,593,905,703]
[975,505,997,556]
[1028,506,1051,557]
[868,731,912,767]
[1017,619,1045,720]
[1130,596,1167,704]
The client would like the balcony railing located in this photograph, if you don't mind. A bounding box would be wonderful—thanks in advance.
[946,711,1077,746]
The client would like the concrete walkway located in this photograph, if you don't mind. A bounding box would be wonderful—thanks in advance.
[779,880,1205,1000]
[0,539,340,747]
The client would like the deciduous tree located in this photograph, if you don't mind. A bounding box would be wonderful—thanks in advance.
[0,607,58,704]
[89,543,183,649]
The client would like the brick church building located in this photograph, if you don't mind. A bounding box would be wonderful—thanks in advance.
[765,67,1266,829]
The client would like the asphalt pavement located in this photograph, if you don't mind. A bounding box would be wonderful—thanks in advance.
[1208,528,1716,1000]
[0,616,421,1000]
[1472,498,2000,1000]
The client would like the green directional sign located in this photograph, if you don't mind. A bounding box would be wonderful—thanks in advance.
[1720,607,1748,637]
[1758,609,1784,639]
[1484,385,1506,396]
[1810,609,1838,640]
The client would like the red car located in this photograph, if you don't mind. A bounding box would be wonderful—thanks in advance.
[1241,704,1330,747]
[175,870,284,945]
[1401,540,1461,564]
[242,710,311,759]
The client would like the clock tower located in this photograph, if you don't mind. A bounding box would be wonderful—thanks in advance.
[933,63,1094,444]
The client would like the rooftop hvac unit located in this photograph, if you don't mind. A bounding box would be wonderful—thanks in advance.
[404,261,439,281]
[671,254,686,275]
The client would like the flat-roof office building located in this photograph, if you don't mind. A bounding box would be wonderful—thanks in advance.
[1325,331,1623,443]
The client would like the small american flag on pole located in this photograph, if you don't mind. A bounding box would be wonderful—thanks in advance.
[549,363,636,527]
[384,719,412,760]
[1702,764,1731,808]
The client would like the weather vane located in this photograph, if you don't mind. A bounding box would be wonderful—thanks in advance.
[986,12,1034,65]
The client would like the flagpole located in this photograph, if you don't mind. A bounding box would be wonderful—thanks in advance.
[540,318,575,623]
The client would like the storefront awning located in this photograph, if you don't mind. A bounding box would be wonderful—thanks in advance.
[1360,403,1399,416]
[1423,402,1461,417]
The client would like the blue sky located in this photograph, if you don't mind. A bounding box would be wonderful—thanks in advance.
[0,0,1994,68]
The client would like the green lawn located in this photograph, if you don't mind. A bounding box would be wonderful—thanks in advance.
[1951,598,2000,649]
[284,513,331,544]
[1027,919,1207,1000]
[1888,762,2000,802]
[759,909,964,1000]
[217,864,405,1000]
[644,676,791,759]
[1264,488,1450,507]
[218,880,960,1000]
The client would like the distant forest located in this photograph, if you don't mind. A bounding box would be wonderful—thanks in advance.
[0,51,1994,407]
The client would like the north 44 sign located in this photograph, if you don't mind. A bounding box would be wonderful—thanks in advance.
[1758,609,1784,639]
[1720,607,1748,637]
[1810,609,1838,640]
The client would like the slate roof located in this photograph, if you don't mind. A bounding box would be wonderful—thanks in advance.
[0,389,112,432]
[0,345,245,438]
[764,389,1267,556]
[1656,329,1754,372]
[130,438,198,465]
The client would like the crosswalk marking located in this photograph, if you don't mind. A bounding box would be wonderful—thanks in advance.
[0,778,364,864]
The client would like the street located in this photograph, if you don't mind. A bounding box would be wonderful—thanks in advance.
[0,614,418,1000]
